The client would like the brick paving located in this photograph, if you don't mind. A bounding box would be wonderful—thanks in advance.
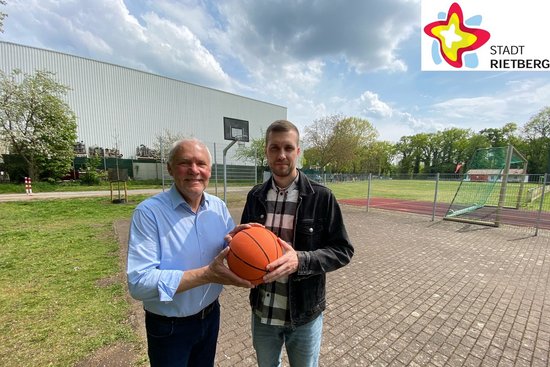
[216,206,550,366]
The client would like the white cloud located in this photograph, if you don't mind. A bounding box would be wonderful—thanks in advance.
[3,0,550,144]
[359,91,394,118]
[139,12,231,88]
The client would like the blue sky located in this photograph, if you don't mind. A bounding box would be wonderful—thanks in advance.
[2,0,549,143]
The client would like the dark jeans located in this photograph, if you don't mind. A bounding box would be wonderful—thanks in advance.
[145,301,220,367]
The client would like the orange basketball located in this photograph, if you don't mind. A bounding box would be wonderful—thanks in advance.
[227,227,282,285]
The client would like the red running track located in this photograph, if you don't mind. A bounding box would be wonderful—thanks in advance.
[339,198,550,230]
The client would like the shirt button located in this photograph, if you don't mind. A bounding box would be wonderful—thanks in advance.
[260,214,265,219]
[309,227,313,233]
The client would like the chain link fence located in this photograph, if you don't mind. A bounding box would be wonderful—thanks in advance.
[5,136,550,234]
[68,140,261,201]
[328,173,550,235]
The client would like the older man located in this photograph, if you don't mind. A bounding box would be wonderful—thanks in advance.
[127,138,252,367]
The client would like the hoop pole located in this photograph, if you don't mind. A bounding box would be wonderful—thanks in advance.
[223,139,238,202]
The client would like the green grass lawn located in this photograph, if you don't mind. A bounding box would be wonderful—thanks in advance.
[327,179,463,203]
[327,179,458,202]
[0,196,149,367]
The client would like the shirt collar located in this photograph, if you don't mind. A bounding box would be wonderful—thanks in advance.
[271,174,299,193]
[168,184,208,211]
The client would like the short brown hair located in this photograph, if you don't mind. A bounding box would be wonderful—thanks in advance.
[265,119,300,145]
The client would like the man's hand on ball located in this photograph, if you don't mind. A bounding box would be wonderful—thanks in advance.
[207,247,253,288]
[263,239,298,283]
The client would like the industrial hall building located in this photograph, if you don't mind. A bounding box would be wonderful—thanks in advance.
[0,41,287,181]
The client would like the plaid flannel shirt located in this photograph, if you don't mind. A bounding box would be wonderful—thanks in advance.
[253,177,299,326]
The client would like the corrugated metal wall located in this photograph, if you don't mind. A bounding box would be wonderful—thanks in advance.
[0,41,287,163]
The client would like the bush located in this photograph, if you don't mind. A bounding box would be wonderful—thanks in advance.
[79,156,104,185]
[80,170,102,185]
[1,154,27,183]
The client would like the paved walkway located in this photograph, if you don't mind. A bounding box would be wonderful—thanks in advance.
[215,206,550,366]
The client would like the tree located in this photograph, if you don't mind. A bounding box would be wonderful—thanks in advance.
[409,133,430,173]
[303,114,378,173]
[303,114,341,172]
[438,128,471,172]
[330,117,378,173]
[461,134,491,170]
[0,0,6,33]
[479,123,521,147]
[523,107,550,140]
[359,141,394,176]
[522,106,550,173]
[235,135,266,167]
[394,128,473,174]
[234,135,266,183]
[153,129,187,162]
[0,69,77,181]
[394,136,414,174]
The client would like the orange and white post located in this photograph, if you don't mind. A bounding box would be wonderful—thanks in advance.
[25,177,33,195]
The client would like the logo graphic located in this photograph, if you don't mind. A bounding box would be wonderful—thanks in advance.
[424,2,490,68]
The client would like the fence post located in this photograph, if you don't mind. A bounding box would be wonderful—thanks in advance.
[366,173,372,213]
[254,148,258,184]
[535,173,548,236]
[160,139,166,192]
[432,173,439,221]
[213,142,218,196]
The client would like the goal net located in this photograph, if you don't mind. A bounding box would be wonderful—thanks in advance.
[444,146,528,227]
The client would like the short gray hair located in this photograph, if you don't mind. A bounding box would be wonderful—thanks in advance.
[167,138,212,165]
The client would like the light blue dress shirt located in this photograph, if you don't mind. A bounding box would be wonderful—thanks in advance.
[127,185,235,317]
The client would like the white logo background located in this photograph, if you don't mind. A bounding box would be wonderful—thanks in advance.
[421,0,550,71]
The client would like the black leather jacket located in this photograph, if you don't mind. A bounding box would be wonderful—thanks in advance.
[241,171,354,327]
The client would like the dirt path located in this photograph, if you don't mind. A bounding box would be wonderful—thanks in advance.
[75,219,147,367]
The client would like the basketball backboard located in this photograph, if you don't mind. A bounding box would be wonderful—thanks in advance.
[223,117,249,142]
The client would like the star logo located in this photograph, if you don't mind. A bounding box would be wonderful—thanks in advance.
[424,2,490,68]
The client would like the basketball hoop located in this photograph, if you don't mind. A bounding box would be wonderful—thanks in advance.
[235,134,248,147]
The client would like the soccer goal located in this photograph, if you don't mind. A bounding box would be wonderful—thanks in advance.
[444,145,528,227]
